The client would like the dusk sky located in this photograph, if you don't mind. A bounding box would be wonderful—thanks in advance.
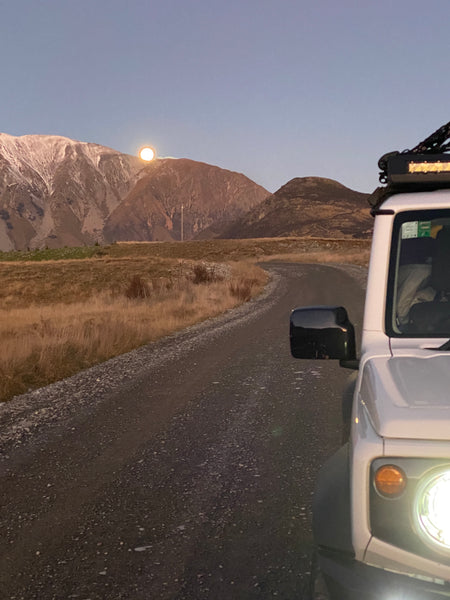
[2,0,449,194]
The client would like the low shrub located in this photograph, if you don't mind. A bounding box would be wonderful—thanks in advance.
[192,262,230,285]
[125,275,151,299]
[229,279,253,302]
[192,264,217,284]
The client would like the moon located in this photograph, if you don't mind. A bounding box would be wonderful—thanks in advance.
[139,146,156,161]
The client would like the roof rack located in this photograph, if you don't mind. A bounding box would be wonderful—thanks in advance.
[369,121,450,213]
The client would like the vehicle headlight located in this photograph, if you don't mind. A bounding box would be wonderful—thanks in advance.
[414,469,450,552]
[370,458,450,564]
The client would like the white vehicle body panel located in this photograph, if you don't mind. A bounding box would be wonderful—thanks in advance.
[350,188,450,582]
[360,354,450,440]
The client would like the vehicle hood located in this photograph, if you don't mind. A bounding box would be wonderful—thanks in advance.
[360,352,450,440]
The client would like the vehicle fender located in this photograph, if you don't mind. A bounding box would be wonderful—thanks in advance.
[313,443,353,554]
[341,371,358,443]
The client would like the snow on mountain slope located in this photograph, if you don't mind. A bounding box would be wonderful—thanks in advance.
[0,134,142,250]
[0,133,131,192]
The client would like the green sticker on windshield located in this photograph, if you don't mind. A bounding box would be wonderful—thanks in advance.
[418,221,431,237]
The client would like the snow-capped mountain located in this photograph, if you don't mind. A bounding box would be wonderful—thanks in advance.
[0,134,269,250]
[0,134,141,250]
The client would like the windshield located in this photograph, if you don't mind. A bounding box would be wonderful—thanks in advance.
[386,209,450,337]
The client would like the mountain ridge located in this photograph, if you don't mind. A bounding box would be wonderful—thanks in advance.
[0,134,268,250]
[105,158,270,242]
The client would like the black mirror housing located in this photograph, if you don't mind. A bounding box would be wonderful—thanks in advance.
[290,306,356,361]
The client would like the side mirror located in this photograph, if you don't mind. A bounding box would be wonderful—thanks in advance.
[290,305,357,365]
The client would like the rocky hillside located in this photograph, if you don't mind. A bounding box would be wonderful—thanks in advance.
[104,158,269,243]
[221,177,372,239]
[0,134,269,250]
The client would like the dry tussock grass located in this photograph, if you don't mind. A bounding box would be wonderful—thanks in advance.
[109,237,371,262]
[0,256,183,309]
[0,262,266,401]
[258,248,371,267]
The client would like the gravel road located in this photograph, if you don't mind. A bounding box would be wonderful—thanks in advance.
[0,262,366,600]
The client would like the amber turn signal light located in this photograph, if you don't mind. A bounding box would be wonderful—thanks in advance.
[374,465,407,498]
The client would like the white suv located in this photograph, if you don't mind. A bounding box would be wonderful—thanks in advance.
[290,125,450,599]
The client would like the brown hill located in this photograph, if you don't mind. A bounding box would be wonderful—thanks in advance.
[221,177,372,239]
[104,158,269,242]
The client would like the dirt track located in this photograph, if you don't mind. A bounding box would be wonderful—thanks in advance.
[0,263,366,599]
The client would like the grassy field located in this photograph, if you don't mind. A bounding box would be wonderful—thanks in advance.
[0,237,370,402]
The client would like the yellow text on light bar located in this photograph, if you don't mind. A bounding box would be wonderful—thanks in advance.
[409,161,450,174]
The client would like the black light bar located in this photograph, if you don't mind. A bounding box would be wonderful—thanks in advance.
[386,153,450,184]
